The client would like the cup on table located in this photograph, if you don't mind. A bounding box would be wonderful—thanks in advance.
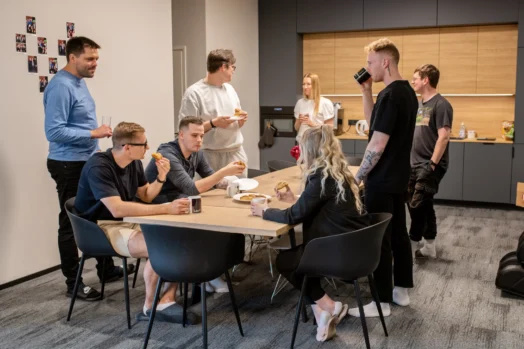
[251,197,267,205]
[188,195,202,214]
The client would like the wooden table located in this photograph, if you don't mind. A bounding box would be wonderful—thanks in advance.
[124,165,359,238]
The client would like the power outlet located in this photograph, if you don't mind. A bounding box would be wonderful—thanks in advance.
[348,120,358,126]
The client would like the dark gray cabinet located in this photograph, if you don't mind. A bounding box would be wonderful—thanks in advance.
[519,0,524,48]
[259,0,302,106]
[463,143,513,203]
[340,140,355,156]
[435,142,464,201]
[297,0,363,33]
[511,144,524,204]
[437,0,519,26]
[355,140,368,157]
[259,138,297,172]
[363,0,437,30]
[515,48,524,143]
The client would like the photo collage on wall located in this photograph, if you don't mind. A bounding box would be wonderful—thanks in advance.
[16,16,76,93]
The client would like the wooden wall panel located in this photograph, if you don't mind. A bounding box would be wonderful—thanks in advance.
[439,26,478,93]
[303,33,335,94]
[477,25,518,94]
[334,32,369,94]
[402,28,440,82]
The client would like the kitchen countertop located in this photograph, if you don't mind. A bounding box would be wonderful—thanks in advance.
[336,132,513,144]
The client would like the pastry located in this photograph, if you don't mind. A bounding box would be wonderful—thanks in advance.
[151,152,163,160]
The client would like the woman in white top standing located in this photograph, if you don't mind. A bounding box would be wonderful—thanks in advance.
[294,73,335,143]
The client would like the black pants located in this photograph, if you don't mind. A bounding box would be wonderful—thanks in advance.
[407,165,446,242]
[365,188,413,302]
[47,159,114,289]
[276,245,325,304]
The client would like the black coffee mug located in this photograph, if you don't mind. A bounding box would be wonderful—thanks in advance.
[188,195,202,214]
[354,68,371,84]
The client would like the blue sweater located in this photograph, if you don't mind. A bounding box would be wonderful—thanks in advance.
[44,70,99,161]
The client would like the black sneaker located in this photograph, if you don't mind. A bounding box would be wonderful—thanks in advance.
[99,264,136,283]
[66,283,102,301]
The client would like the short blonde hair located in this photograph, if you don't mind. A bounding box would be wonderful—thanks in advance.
[365,38,400,65]
[112,122,145,147]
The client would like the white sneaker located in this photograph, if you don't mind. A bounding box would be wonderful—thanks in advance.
[208,277,229,293]
[316,310,337,342]
[418,239,437,259]
[392,286,410,306]
[348,301,390,318]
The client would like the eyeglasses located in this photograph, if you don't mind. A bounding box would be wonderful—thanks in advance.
[231,65,236,71]
[122,140,148,148]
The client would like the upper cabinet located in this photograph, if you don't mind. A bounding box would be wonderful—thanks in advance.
[297,0,363,34]
[259,0,302,106]
[437,0,519,26]
[363,0,437,30]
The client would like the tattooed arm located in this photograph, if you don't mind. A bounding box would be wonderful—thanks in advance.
[355,131,390,185]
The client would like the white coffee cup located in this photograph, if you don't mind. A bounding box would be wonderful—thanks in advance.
[251,197,267,205]
[226,181,240,197]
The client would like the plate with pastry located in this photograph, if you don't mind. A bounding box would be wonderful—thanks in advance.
[233,193,272,203]
[229,108,246,121]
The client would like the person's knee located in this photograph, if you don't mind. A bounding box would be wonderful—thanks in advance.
[128,231,148,258]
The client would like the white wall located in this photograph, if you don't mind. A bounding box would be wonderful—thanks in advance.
[0,0,174,284]
[205,0,260,169]
[172,0,207,86]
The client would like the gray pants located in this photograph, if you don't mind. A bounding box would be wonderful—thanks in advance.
[203,146,248,178]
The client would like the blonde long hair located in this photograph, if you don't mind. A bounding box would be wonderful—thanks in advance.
[303,73,321,116]
[297,125,363,213]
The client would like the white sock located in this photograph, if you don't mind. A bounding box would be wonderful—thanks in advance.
[143,301,176,315]
[157,301,175,311]
[392,286,410,306]
[208,277,229,292]
[348,301,390,318]
[420,239,437,258]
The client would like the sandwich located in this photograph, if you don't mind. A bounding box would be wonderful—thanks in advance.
[151,152,163,161]
[275,181,288,191]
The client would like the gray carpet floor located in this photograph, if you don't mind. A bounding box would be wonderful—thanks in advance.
[1,204,524,349]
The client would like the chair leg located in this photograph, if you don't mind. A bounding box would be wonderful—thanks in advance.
[142,278,163,349]
[354,280,371,349]
[301,302,308,323]
[368,274,388,337]
[225,271,244,337]
[267,245,274,279]
[201,283,208,349]
[132,258,141,289]
[100,257,107,300]
[183,282,189,328]
[271,274,289,304]
[191,283,198,306]
[122,258,131,329]
[291,276,307,349]
[66,253,86,322]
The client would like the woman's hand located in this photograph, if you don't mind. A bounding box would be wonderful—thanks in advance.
[250,199,268,217]
[274,186,296,203]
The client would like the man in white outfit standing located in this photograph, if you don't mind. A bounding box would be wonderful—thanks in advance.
[179,49,248,178]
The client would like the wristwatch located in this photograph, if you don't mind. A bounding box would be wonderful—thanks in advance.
[210,119,216,128]
[156,176,166,183]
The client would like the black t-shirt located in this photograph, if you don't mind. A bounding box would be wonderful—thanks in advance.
[367,80,418,193]
[75,149,148,221]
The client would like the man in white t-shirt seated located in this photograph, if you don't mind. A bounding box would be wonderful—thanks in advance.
[178,49,248,177]
[294,72,334,143]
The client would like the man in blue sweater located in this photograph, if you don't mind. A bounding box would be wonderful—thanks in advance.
[45,37,129,301]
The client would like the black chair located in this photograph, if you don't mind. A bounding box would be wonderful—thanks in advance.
[346,156,363,166]
[64,197,132,329]
[247,168,268,178]
[267,160,295,172]
[290,213,392,349]
[140,225,245,349]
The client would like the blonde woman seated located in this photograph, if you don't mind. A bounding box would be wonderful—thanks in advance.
[251,125,370,342]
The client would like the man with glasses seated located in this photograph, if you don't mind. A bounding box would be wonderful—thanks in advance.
[145,115,245,293]
[74,121,198,324]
